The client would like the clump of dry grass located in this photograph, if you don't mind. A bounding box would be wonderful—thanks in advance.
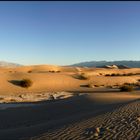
[28,70,32,73]
[19,79,33,88]
[134,82,140,86]
[87,83,94,88]
[48,95,55,100]
[105,73,137,77]
[105,74,110,76]
[94,85,99,87]
[76,73,89,80]
[106,85,113,88]
[120,85,134,92]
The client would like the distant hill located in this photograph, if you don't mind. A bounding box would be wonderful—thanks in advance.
[71,61,140,68]
[0,61,22,68]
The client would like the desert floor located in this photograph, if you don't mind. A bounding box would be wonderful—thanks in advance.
[0,65,140,139]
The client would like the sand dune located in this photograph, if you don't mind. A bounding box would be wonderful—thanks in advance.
[0,65,140,139]
[0,64,140,102]
[0,65,140,97]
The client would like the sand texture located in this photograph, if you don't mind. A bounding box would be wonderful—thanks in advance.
[0,65,140,139]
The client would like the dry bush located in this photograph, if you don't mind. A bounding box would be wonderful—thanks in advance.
[115,73,121,76]
[106,73,134,77]
[123,82,131,86]
[105,74,110,76]
[127,73,133,76]
[111,73,116,76]
[106,85,113,88]
[111,73,121,76]
[19,79,33,88]
[48,95,55,100]
[10,99,16,102]
[124,82,139,87]
[77,73,89,80]
[87,83,94,88]
[120,85,134,92]
[28,70,32,73]
[94,85,99,87]
[134,82,140,87]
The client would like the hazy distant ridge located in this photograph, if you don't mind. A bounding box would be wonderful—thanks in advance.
[71,61,140,68]
[0,61,22,67]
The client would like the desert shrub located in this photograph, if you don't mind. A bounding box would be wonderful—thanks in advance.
[75,93,80,96]
[0,97,4,100]
[122,73,134,76]
[123,82,131,85]
[94,85,99,87]
[107,73,135,77]
[112,73,122,76]
[87,83,94,88]
[120,85,134,92]
[123,82,138,86]
[105,74,110,76]
[122,73,132,76]
[10,99,16,102]
[19,79,33,88]
[49,70,55,73]
[127,73,133,76]
[106,73,122,76]
[28,70,32,73]
[77,73,89,80]
[48,95,55,100]
[116,73,121,76]
[111,73,117,76]
[134,82,140,86]
[106,85,113,88]
[114,84,119,86]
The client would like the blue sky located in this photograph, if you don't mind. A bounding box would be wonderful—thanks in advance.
[0,1,140,65]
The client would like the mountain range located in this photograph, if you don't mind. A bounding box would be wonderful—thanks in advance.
[1,60,140,68]
[0,61,22,68]
[71,61,140,68]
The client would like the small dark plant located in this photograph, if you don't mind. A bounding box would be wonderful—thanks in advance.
[120,85,134,92]
[28,70,32,73]
[111,73,116,76]
[20,79,33,88]
[48,95,55,100]
[77,73,89,80]
[105,74,110,76]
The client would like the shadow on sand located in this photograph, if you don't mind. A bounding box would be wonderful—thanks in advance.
[0,94,139,140]
[8,80,22,87]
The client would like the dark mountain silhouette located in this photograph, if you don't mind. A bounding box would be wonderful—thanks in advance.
[71,61,140,68]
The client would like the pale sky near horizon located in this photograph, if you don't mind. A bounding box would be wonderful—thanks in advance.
[0,1,140,65]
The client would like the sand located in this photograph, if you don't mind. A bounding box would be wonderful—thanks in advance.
[0,65,140,96]
[0,65,140,139]
[0,92,139,140]
[32,98,140,140]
